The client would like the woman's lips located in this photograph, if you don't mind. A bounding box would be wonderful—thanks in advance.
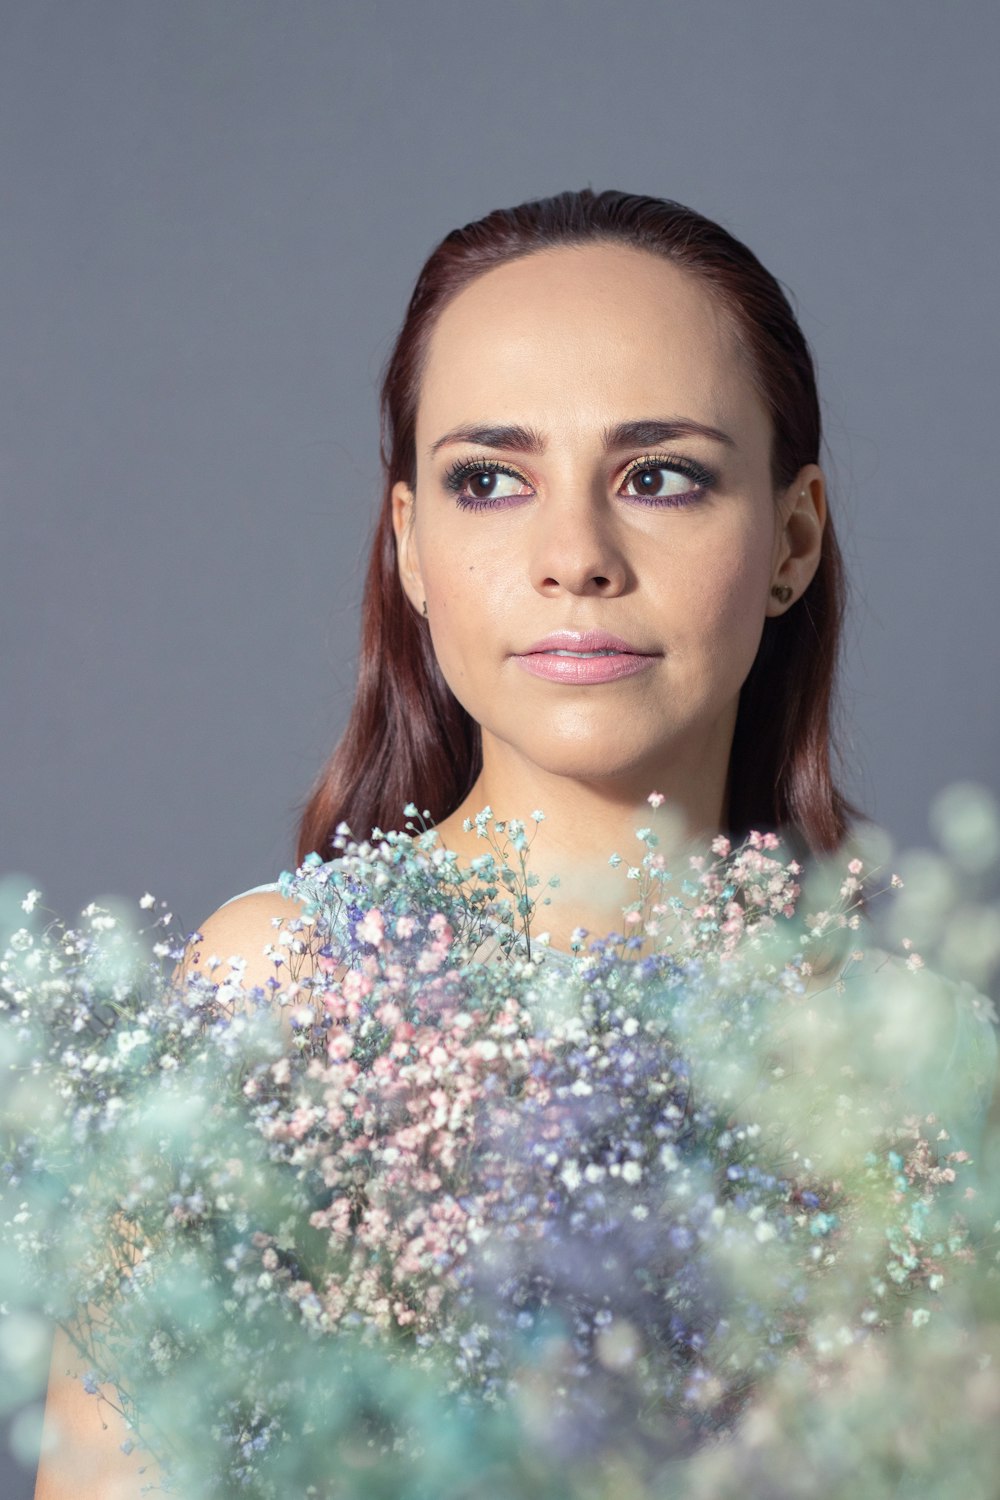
[512,631,659,685]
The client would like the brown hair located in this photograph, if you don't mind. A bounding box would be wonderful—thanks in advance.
[296,188,853,865]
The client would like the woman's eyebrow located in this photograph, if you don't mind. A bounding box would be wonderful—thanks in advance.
[606,418,736,450]
[429,423,544,457]
[428,417,735,458]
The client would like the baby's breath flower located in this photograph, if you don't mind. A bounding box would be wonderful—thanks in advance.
[0,801,987,1491]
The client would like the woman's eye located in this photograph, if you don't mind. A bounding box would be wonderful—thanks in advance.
[446,463,533,507]
[620,464,703,504]
[466,469,528,500]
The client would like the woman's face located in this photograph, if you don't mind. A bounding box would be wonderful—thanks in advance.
[392,242,824,807]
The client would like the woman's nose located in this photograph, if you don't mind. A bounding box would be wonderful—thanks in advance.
[528,489,631,598]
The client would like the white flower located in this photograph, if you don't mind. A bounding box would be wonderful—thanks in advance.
[116,1029,150,1057]
[621,1161,642,1185]
[560,1160,581,1191]
[139,893,156,910]
[20,890,41,914]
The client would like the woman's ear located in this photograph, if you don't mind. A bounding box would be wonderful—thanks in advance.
[767,465,827,615]
[391,480,426,615]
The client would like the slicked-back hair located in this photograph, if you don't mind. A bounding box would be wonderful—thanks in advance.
[296,189,853,865]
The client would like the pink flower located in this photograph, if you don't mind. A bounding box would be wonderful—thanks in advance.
[341,970,374,1005]
[416,946,446,974]
[356,909,386,947]
[327,1033,354,1063]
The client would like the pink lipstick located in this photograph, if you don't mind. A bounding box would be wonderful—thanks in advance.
[512,631,659,685]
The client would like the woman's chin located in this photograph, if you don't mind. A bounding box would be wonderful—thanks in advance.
[498,735,685,791]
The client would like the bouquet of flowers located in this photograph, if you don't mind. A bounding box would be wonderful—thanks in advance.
[1,788,997,1497]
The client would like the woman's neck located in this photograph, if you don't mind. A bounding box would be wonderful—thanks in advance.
[431,759,727,956]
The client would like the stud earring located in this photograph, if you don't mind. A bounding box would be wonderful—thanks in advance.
[770,584,793,604]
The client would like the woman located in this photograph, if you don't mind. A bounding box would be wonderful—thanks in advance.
[34,187,860,1495]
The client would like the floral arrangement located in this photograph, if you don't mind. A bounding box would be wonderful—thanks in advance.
[1,788,998,1497]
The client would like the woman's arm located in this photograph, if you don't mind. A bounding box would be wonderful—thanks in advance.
[33,889,310,1499]
[34,1327,161,1499]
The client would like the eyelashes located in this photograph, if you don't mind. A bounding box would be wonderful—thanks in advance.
[443,457,533,511]
[619,453,716,505]
[441,453,717,512]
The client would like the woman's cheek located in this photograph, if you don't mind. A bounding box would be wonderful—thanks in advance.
[422,581,495,709]
[694,538,771,670]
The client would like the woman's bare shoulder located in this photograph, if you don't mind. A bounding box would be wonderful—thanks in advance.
[174,884,318,995]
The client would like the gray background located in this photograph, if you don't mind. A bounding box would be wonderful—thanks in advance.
[2,1,998,1491]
